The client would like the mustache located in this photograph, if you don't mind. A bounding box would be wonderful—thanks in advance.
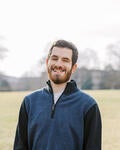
[51,65,66,71]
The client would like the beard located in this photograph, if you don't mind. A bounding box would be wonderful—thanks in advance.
[47,65,72,84]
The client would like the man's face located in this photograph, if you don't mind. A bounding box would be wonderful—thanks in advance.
[46,47,77,84]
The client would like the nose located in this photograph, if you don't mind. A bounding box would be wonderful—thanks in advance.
[55,59,63,66]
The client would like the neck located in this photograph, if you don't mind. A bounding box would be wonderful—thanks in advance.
[50,81,67,93]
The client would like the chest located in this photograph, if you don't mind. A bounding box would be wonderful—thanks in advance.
[28,94,85,130]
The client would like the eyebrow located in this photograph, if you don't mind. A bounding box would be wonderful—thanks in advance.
[51,55,70,60]
[51,55,58,58]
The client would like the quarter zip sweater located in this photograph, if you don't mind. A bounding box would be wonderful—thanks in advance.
[14,80,102,150]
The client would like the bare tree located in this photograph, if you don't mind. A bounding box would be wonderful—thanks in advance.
[107,41,120,70]
[78,48,100,69]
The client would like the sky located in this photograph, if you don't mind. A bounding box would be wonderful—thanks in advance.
[0,0,120,77]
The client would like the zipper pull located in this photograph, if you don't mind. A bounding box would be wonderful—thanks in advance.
[51,104,55,118]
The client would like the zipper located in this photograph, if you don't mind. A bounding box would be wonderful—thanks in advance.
[50,93,64,119]
[51,103,55,118]
[48,81,67,119]
[50,88,55,118]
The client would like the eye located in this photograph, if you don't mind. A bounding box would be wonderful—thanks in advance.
[62,58,70,62]
[52,58,58,61]
[51,56,58,61]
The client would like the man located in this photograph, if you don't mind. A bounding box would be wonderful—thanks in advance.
[14,40,102,150]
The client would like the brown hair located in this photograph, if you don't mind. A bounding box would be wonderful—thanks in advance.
[48,40,78,66]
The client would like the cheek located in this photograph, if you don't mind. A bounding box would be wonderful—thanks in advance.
[67,64,72,70]
[47,60,51,68]
[47,59,54,66]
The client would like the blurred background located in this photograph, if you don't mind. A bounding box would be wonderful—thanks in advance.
[0,1,120,149]
[0,0,120,91]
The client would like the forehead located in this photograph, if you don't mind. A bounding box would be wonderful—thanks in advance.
[51,47,72,59]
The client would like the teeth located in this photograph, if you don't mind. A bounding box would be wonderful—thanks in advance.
[53,69,65,72]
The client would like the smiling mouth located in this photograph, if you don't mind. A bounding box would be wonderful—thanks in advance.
[52,68,65,73]
[50,66,66,74]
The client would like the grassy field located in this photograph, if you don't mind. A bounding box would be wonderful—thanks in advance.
[0,90,120,150]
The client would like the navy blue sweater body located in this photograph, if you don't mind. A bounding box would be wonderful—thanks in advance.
[14,80,102,150]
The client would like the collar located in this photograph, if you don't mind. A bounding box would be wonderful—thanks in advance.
[46,80,78,95]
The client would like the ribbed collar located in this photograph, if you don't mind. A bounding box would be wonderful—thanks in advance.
[46,80,78,95]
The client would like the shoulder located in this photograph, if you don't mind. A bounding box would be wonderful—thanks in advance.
[77,89,98,114]
[22,87,49,114]
[23,87,48,106]
[81,90,96,103]
[25,87,48,100]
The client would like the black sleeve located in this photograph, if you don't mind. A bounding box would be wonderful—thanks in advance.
[83,104,102,150]
[13,99,28,150]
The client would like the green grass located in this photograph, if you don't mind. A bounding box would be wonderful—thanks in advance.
[0,90,120,149]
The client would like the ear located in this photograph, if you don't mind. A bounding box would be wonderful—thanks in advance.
[72,64,77,73]
[46,58,49,65]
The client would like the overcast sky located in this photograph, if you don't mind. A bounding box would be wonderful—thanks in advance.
[0,0,120,77]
